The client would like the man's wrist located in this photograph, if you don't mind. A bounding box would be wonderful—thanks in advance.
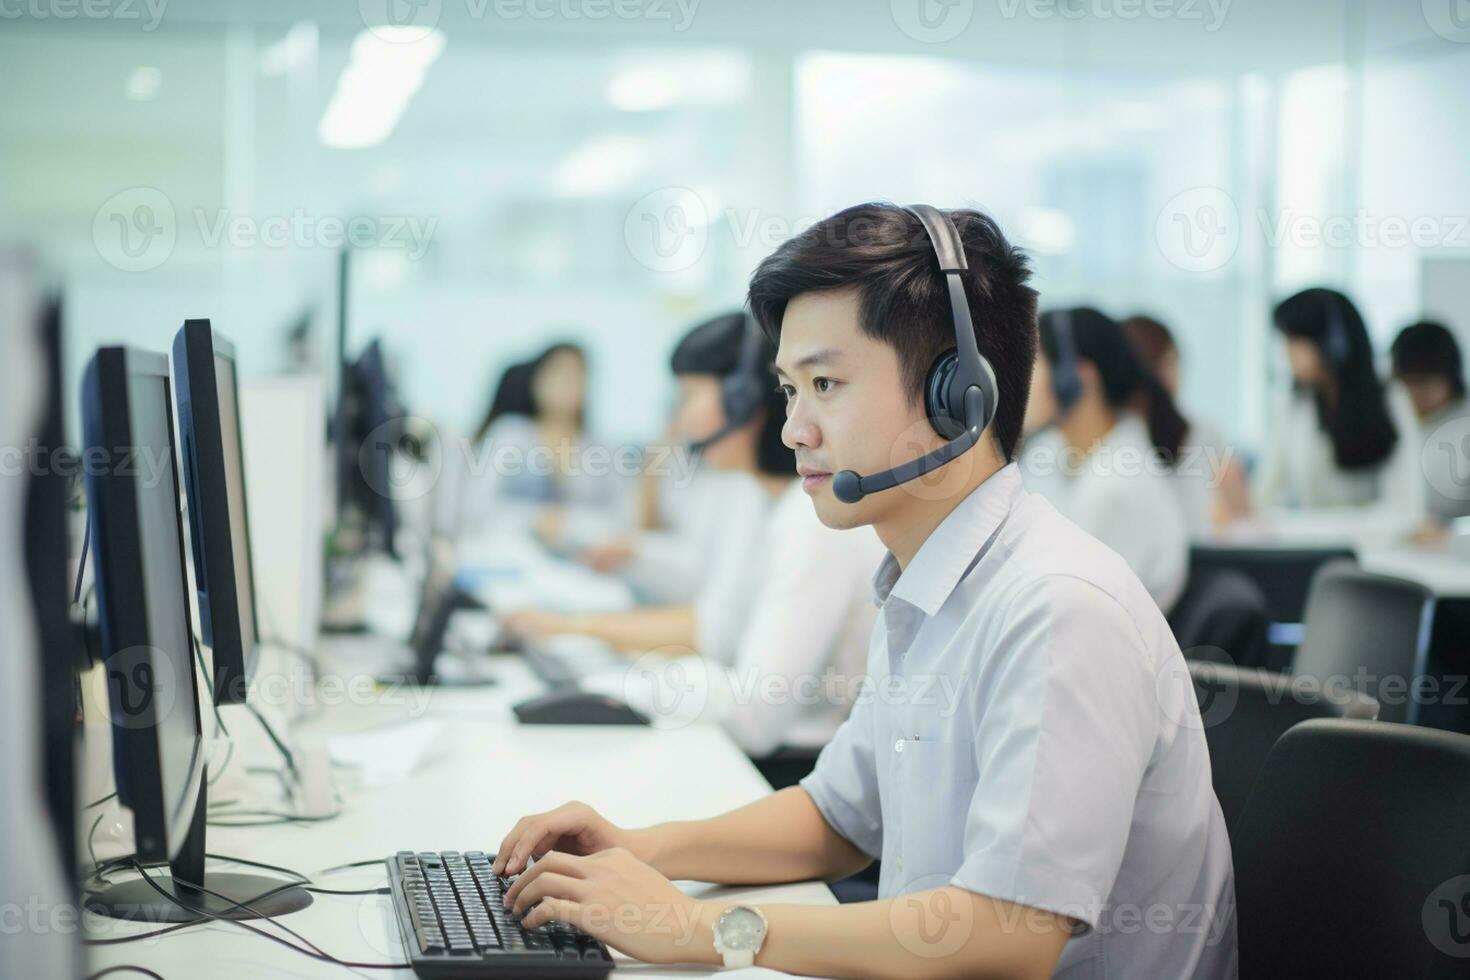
[625,825,671,872]
[684,901,722,967]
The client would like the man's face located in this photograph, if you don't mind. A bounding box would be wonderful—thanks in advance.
[774,288,948,530]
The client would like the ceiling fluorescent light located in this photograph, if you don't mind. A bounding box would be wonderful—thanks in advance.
[319,28,445,149]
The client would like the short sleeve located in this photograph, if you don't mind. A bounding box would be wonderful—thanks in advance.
[799,691,883,860]
[950,574,1158,930]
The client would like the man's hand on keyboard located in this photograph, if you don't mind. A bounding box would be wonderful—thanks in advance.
[504,848,715,967]
[494,801,640,876]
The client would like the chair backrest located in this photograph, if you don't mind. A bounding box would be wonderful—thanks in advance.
[1189,661,1377,835]
[1188,544,1356,626]
[1293,560,1436,724]
[1234,719,1470,978]
[1171,568,1270,668]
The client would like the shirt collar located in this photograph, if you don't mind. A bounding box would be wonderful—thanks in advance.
[871,463,1024,617]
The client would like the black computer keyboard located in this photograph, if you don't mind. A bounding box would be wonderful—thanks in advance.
[387,850,614,978]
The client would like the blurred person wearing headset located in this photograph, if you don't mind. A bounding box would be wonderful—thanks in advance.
[1252,288,1424,541]
[504,312,882,759]
[1023,307,1191,614]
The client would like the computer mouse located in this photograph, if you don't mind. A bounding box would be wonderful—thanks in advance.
[512,690,650,726]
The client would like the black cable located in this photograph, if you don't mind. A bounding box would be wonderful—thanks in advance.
[320,857,389,874]
[305,885,390,896]
[190,631,231,739]
[81,877,306,946]
[131,859,410,970]
[244,701,299,778]
[87,811,106,873]
[85,791,118,810]
[73,517,91,605]
[206,739,236,787]
[83,967,165,980]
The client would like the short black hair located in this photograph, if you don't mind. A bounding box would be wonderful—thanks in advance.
[1391,320,1465,398]
[670,312,794,477]
[746,203,1038,461]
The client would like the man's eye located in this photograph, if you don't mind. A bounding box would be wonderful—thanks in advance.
[814,377,835,393]
[777,384,795,402]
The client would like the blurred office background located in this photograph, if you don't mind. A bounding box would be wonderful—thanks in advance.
[2,0,1467,450]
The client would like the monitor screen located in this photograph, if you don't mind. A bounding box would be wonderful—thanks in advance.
[128,368,203,839]
[213,352,258,680]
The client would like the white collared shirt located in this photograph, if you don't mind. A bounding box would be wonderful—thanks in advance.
[800,464,1238,979]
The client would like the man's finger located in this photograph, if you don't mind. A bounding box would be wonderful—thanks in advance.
[493,816,534,874]
[503,851,586,906]
[509,872,586,916]
[520,896,582,932]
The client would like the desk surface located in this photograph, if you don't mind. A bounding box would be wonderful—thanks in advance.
[85,654,836,979]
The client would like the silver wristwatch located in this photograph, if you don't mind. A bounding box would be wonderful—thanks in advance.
[712,905,768,969]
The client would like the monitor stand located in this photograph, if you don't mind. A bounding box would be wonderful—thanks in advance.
[83,764,314,923]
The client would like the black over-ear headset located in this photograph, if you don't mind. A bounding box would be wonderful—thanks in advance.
[1318,290,1351,366]
[690,310,767,452]
[832,205,999,504]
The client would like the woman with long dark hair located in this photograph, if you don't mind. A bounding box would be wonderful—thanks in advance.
[1254,288,1424,538]
[1024,307,1190,612]
[1123,314,1250,531]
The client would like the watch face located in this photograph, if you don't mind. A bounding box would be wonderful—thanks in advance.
[718,907,765,950]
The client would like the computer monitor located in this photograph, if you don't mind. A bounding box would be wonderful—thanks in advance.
[332,337,400,558]
[23,294,82,894]
[81,346,309,922]
[172,319,259,705]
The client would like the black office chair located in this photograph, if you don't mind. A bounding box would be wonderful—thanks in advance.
[1292,561,1436,724]
[1233,719,1470,978]
[1188,661,1377,836]
[1169,568,1270,667]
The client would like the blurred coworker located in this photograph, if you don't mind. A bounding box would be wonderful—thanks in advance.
[505,313,883,758]
[1025,307,1190,613]
[463,342,622,544]
[1391,320,1470,532]
[1254,288,1424,539]
[1123,314,1249,532]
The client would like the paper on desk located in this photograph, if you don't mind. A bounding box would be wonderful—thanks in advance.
[327,719,445,786]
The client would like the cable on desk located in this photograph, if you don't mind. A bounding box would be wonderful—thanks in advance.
[83,966,166,980]
[85,791,118,810]
[304,885,390,896]
[319,857,389,875]
[130,859,411,970]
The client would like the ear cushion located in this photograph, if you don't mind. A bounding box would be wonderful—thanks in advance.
[1052,361,1083,416]
[925,349,965,439]
[721,373,763,431]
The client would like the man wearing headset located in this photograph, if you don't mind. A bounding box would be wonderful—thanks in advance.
[494,204,1237,978]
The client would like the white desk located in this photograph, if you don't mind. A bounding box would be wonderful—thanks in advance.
[85,655,836,978]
